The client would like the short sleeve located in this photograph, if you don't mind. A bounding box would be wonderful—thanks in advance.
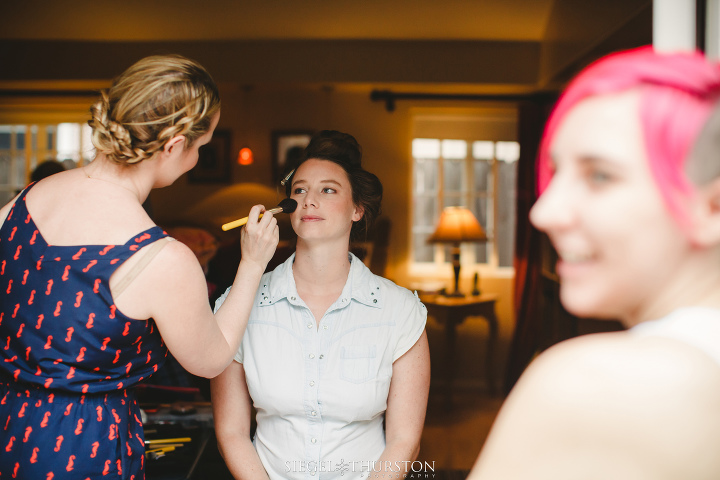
[393,290,427,362]
[213,286,245,364]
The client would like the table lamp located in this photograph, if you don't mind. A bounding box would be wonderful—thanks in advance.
[427,206,487,297]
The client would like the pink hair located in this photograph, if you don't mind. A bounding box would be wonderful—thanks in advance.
[538,46,720,224]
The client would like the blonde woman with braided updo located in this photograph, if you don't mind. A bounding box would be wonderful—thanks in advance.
[0,55,278,480]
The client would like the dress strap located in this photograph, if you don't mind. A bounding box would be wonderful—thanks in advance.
[110,237,175,297]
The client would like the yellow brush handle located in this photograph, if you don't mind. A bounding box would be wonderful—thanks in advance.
[221,206,283,231]
[145,437,192,444]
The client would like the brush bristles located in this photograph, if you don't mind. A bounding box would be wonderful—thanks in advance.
[278,197,298,213]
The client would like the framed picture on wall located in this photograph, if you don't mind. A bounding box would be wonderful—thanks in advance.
[188,129,232,184]
[271,130,313,185]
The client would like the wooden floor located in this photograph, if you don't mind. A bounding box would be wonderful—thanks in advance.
[418,389,504,474]
[146,389,504,479]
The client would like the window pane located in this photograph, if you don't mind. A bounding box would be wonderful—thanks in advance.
[13,156,25,185]
[472,196,489,233]
[30,125,38,152]
[474,242,489,263]
[0,191,13,205]
[472,141,494,160]
[82,123,94,162]
[57,123,81,162]
[443,159,463,192]
[413,233,434,262]
[497,159,518,267]
[441,139,466,159]
[412,138,440,159]
[414,158,437,194]
[46,127,55,150]
[0,127,10,150]
[443,195,464,209]
[16,131,26,150]
[473,159,492,193]
[496,141,520,163]
[442,244,453,264]
[473,193,490,263]
[0,153,10,184]
[414,196,437,228]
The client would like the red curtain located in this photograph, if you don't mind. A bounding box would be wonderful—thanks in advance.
[504,99,554,394]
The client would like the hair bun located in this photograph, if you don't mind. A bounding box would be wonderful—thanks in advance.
[301,130,363,168]
[88,93,145,164]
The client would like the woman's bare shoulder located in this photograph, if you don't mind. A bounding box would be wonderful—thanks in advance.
[26,170,156,243]
[527,331,720,393]
[474,331,720,479]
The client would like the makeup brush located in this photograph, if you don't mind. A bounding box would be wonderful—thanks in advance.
[221,198,298,231]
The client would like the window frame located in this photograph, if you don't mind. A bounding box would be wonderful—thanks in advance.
[408,110,518,279]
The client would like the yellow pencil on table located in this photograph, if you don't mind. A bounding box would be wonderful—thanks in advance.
[145,437,192,445]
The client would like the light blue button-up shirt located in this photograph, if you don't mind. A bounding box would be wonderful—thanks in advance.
[215,253,427,479]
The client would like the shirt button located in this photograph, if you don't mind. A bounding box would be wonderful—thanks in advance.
[309,381,315,386]
[307,323,312,329]
[309,354,315,359]
[323,325,328,330]
[311,438,317,444]
[311,411,317,416]
[373,299,377,303]
[319,354,324,359]
[291,296,296,301]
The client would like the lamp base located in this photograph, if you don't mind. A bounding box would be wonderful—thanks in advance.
[449,245,463,297]
[443,291,465,298]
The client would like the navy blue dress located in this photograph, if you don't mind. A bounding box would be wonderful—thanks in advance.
[0,183,169,479]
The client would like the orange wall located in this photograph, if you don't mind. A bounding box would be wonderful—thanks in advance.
[151,83,517,386]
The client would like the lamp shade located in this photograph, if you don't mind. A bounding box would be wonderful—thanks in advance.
[427,206,487,244]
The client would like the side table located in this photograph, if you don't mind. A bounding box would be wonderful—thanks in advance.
[420,293,499,409]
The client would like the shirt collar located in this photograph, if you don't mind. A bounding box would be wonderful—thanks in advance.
[258,252,382,309]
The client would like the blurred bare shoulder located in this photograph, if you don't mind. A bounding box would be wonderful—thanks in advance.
[470,331,720,480]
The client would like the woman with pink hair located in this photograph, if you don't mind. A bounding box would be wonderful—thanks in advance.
[468,46,720,479]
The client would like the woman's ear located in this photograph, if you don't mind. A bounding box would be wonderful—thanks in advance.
[688,177,720,247]
[352,205,365,223]
[163,135,186,156]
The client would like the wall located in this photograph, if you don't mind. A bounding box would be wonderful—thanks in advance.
[150,83,517,388]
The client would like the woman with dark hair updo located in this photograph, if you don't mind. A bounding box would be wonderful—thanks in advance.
[0,55,278,479]
[211,130,431,480]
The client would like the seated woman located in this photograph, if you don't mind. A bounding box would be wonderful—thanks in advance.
[468,46,720,479]
[211,130,430,479]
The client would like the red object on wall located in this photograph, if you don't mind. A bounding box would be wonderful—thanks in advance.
[237,148,253,165]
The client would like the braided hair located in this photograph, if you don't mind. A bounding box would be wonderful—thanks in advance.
[88,54,220,166]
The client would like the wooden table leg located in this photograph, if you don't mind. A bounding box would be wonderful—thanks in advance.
[444,313,457,411]
[485,312,498,396]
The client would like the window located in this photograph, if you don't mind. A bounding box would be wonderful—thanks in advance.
[0,123,93,204]
[411,111,518,271]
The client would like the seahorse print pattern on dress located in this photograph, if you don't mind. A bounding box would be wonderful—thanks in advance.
[0,182,169,479]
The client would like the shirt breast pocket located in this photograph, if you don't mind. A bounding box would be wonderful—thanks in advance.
[340,344,378,384]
